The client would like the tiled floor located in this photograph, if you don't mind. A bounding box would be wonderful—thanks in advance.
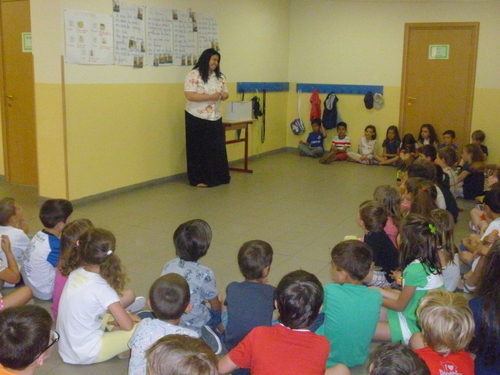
[0,152,475,375]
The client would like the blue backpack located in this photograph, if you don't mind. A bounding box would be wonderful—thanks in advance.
[322,92,339,130]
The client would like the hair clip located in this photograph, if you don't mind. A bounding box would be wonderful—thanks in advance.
[106,250,113,256]
[422,187,427,192]
[76,240,80,247]
[428,224,436,235]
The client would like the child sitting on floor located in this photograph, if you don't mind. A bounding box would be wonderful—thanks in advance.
[0,198,30,279]
[319,122,350,164]
[218,270,349,375]
[128,274,199,375]
[224,240,275,361]
[410,290,474,375]
[298,118,327,158]
[0,305,55,375]
[21,199,73,300]
[347,125,378,165]
[146,334,218,375]
[372,214,444,344]
[316,240,382,368]
[358,201,399,287]
[373,185,401,249]
[160,219,222,351]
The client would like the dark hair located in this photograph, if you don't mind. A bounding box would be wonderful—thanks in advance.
[311,118,321,126]
[437,147,458,168]
[464,143,486,165]
[365,125,377,140]
[59,219,95,277]
[472,239,500,368]
[146,334,218,375]
[418,124,439,145]
[418,144,437,162]
[386,126,400,143]
[0,305,52,370]
[368,343,430,375]
[443,130,456,139]
[276,270,323,329]
[430,209,457,265]
[337,122,347,130]
[471,130,486,142]
[407,179,438,217]
[399,214,441,273]
[483,189,500,214]
[331,240,372,281]
[174,219,212,262]
[70,228,127,292]
[193,48,222,83]
[0,197,16,226]
[359,200,387,233]
[39,199,73,229]
[408,159,436,182]
[401,134,417,154]
[238,240,273,280]
[374,185,401,229]
[149,274,191,320]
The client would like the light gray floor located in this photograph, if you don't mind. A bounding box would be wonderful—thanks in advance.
[0,152,475,375]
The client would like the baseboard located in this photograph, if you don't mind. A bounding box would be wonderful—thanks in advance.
[38,147,291,205]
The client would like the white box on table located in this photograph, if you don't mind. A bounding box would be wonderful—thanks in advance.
[225,101,253,122]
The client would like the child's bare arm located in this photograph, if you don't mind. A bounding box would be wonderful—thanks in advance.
[108,302,137,331]
[382,285,416,312]
[0,235,21,284]
[218,354,239,374]
[457,170,470,183]
[209,295,222,311]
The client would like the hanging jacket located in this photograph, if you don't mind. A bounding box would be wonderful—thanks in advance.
[310,89,321,120]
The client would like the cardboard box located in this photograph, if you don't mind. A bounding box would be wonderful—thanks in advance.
[225,101,253,122]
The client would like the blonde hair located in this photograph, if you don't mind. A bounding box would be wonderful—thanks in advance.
[417,289,474,356]
[146,334,218,375]
[0,198,16,226]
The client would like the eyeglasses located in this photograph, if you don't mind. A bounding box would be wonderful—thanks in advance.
[32,330,59,362]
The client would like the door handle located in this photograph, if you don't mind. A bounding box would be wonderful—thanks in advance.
[408,96,417,101]
[6,94,13,98]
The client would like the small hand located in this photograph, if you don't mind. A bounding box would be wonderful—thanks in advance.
[128,313,141,323]
[1,235,12,254]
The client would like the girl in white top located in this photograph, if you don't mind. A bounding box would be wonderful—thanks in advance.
[347,125,378,164]
[417,123,439,149]
[430,209,460,292]
[0,198,30,277]
[57,228,140,364]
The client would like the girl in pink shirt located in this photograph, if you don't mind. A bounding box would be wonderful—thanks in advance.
[374,185,401,249]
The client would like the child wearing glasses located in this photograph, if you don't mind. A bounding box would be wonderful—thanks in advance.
[0,305,55,375]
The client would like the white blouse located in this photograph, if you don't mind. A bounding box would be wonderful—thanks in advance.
[184,69,228,121]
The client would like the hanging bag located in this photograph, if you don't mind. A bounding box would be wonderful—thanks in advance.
[290,90,305,135]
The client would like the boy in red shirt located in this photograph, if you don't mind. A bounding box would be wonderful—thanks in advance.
[410,290,474,375]
[218,270,349,375]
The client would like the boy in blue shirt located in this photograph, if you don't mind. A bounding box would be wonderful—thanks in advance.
[316,240,382,368]
[298,118,326,158]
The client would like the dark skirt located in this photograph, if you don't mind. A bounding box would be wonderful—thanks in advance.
[185,111,230,187]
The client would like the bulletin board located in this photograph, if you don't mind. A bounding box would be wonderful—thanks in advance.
[64,9,113,65]
[64,3,220,67]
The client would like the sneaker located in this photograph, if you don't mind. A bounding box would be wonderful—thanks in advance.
[469,221,479,234]
[201,325,222,355]
[127,296,146,313]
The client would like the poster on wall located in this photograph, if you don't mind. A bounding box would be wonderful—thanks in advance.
[146,7,174,66]
[113,1,146,66]
[173,10,197,66]
[197,13,219,54]
[64,9,113,65]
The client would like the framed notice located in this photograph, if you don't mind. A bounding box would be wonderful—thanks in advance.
[429,44,449,60]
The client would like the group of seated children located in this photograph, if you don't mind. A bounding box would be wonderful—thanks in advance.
[300,120,490,201]
[2,167,500,375]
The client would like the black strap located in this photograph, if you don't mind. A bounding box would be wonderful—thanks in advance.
[261,90,266,143]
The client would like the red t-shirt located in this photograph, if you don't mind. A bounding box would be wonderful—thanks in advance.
[415,347,474,375]
[228,324,330,375]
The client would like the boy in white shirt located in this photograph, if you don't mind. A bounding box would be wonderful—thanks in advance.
[21,199,73,300]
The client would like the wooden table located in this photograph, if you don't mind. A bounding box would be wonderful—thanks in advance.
[223,119,256,174]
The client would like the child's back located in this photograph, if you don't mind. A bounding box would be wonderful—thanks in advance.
[21,199,73,300]
[128,274,198,375]
[161,219,219,333]
[317,240,382,367]
[0,198,29,270]
[224,240,275,351]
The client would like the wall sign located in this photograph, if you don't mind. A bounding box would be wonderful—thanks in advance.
[429,44,449,60]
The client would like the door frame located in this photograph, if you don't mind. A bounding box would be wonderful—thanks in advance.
[399,22,480,140]
[0,0,38,184]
